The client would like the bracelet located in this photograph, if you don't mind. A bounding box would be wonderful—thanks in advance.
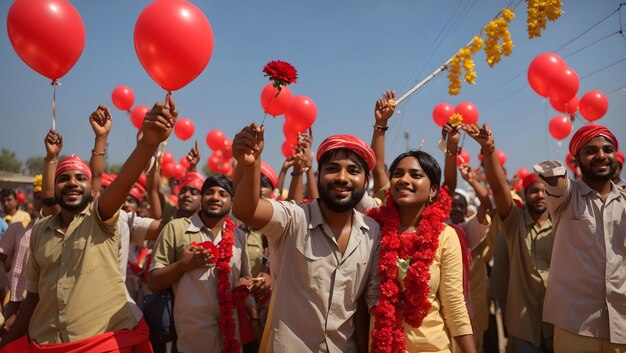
[480,144,495,156]
[291,171,303,176]
[445,149,458,158]
[45,159,58,164]
[373,124,389,132]
[91,149,106,156]
[42,197,58,206]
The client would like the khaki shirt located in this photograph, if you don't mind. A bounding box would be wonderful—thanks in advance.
[540,174,626,344]
[150,214,249,353]
[246,229,265,277]
[404,225,473,352]
[259,199,380,353]
[501,205,554,346]
[25,201,137,344]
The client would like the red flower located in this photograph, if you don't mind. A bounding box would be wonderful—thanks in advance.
[263,60,298,89]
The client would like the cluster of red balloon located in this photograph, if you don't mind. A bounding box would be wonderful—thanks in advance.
[260,83,318,158]
[528,53,609,141]
[160,151,185,179]
[206,130,234,176]
[432,102,479,126]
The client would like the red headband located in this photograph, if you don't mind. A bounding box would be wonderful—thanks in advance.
[260,162,278,189]
[56,154,92,180]
[569,124,618,157]
[101,173,116,188]
[178,172,205,191]
[617,151,624,165]
[128,182,145,202]
[316,134,376,171]
[522,173,539,190]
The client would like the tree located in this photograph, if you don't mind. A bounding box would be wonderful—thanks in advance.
[0,149,22,173]
[105,163,123,174]
[25,156,45,175]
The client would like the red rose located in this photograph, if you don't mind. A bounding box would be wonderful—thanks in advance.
[263,60,298,88]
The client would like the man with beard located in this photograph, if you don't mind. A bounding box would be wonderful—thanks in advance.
[0,97,177,351]
[465,123,554,353]
[231,123,380,353]
[148,174,260,353]
[535,125,626,353]
[612,150,625,190]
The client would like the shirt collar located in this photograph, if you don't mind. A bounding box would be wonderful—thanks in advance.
[45,202,92,231]
[522,208,552,230]
[308,199,370,232]
[187,213,205,232]
[577,178,624,203]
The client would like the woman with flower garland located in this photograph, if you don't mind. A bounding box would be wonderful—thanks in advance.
[365,90,476,353]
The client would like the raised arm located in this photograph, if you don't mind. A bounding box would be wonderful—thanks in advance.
[186,141,200,173]
[42,130,62,216]
[371,90,396,192]
[88,105,112,197]
[459,162,492,225]
[276,156,295,195]
[231,124,274,230]
[464,124,512,220]
[442,123,462,193]
[287,142,307,203]
[99,96,177,221]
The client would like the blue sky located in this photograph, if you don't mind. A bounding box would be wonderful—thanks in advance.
[1,0,625,179]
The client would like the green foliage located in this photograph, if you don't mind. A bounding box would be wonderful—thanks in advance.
[0,149,22,173]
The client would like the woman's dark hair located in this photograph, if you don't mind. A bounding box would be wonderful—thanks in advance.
[388,150,441,194]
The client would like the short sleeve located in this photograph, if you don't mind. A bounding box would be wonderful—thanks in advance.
[501,204,523,237]
[93,199,120,236]
[150,221,179,271]
[0,223,19,256]
[25,223,42,293]
[129,213,154,245]
[258,199,303,246]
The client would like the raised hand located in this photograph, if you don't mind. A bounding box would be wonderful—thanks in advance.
[142,95,177,147]
[89,105,112,137]
[374,89,397,124]
[44,129,63,160]
[463,123,494,149]
[232,123,264,166]
[186,140,200,171]
[442,123,462,149]
[459,162,476,183]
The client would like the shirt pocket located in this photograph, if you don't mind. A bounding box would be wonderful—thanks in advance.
[70,237,102,274]
[295,237,328,291]
[569,217,597,251]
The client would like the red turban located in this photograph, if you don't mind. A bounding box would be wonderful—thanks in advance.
[101,173,116,188]
[178,172,204,191]
[260,162,278,188]
[128,182,145,202]
[569,124,618,157]
[522,174,539,190]
[56,154,92,180]
[617,151,624,165]
[316,134,376,171]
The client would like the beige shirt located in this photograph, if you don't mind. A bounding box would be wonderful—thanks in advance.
[25,201,138,344]
[4,209,31,227]
[259,199,380,353]
[404,225,474,352]
[501,205,554,345]
[150,214,249,353]
[540,172,626,344]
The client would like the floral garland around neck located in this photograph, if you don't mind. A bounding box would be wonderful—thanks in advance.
[195,216,249,353]
[368,187,451,353]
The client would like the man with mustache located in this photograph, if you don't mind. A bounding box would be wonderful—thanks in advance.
[0,97,177,351]
[465,123,555,353]
[535,124,626,353]
[231,123,380,353]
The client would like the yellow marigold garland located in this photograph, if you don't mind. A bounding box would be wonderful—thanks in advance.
[484,9,515,67]
[33,174,43,193]
[448,36,483,95]
[527,0,563,39]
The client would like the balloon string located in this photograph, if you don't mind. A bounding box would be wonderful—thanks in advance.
[260,86,278,127]
[158,91,173,172]
[51,80,60,130]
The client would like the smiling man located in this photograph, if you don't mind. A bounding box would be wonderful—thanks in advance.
[535,124,626,353]
[231,124,380,353]
[465,123,555,353]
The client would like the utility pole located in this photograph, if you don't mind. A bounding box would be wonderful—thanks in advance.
[403,130,410,151]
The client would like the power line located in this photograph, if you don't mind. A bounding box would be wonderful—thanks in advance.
[580,56,626,79]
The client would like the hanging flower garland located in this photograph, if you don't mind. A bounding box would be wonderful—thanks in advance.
[368,187,452,353]
[447,36,483,95]
[484,8,516,67]
[527,0,563,39]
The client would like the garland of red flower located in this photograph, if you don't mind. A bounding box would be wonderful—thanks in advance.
[211,217,249,353]
[367,187,452,353]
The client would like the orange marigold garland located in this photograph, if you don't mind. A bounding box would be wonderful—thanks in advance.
[368,187,452,353]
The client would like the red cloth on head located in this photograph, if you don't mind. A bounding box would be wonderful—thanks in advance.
[316,134,376,171]
[569,124,618,157]
[178,171,204,191]
[260,162,278,189]
[29,318,153,353]
[101,173,116,188]
[617,151,625,165]
[55,154,92,180]
[522,174,539,190]
[129,182,145,202]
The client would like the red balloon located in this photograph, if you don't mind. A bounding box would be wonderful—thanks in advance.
[579,90,608,122]
[456,149,471,166]
[527,53,566,97]
[478,153,484,162]
[174,118,195,141]
[161,151,174,165]
[565,153,576,172]
[217,162,232,176]
[516,168,529,179]
[208,152,223,171]
[7,0,85,81]
[496,150,507,166]
[179,156,190,169]
[221,139,233,160]
[548,115,572,140]
[261,83,293,116]
[134,0,214,91]
[283,121,303,145]
[548,67,579,104]
[171,164,185,179]
[549,95,578,114]
[285,96,317,131]
[111,86,135,111]
[455,102,479,125]
[432,103,454,127]
[130,105,149,129]
[281,141,296,158]
[161,162,175,178]
[15,192,26,205]
[206,129,226,151]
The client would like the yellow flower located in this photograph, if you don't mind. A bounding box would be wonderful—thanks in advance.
[449,113,463,127]
[33,174,43,193]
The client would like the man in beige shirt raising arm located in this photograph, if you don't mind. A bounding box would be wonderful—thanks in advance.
[231,123,380,353]
[535,124,626,353]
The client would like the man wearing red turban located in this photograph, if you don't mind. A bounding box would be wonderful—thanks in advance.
[231,123,380,353]
[612,150,625,189]
[535,124,626,352]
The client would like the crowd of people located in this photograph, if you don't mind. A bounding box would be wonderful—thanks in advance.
[0,90,623,353]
